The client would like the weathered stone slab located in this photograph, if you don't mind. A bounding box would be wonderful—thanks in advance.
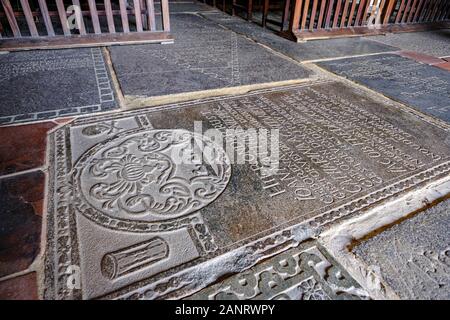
[370,30,450,58]
[319,54,450,123]
[44,80,450,300]
[109,14,313,98]
[187,240,369,300]
[353,199,450,300]
[0,48,116,125]
[200,12,397,62]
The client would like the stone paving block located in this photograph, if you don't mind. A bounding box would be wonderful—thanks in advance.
[187,240,369,300]
[353,199,450,300]
[43,80,450,299]
[0,171,44,277]
[319,54,450,123]
[370,30,450,58]
[0,272,38,300]
[0,121,56,175]
[109,14,313,99]
[200,12,397,62]
[0,48,117,125]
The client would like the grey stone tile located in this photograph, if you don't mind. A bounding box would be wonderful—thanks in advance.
[200,12,397,62]
[353,199,450,300]
[0,48,117,125]
[44,81,450,299]
[187,240,369,300]
[109,14,313,98]
[319,53,450,123]
[370,29,450,58]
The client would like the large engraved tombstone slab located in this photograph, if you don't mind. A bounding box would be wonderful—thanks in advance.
[319,54,450,123]
[44,80,450,299]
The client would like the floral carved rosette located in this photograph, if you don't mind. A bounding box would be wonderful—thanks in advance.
[73,129,231,232]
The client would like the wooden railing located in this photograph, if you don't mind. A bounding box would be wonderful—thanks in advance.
[288,0,450,40]
[0,0,173,50]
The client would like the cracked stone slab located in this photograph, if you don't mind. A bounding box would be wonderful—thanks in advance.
[44,80,450,300]
[353,199,450,300]
[319,53,450,124]
[187,240,369,300]
[200,12,397,62]
[370,29,450,59]
[0,48,117,125]
[108,14,313,100]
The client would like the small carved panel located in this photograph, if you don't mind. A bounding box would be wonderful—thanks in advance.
[187,241,369,300]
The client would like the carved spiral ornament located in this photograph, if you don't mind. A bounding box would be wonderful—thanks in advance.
[74,129,231,231]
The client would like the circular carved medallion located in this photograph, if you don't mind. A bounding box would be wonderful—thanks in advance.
[74,129,231,231]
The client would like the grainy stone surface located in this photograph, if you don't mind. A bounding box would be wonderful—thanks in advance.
[188,240,369,300]
[370,30,450,58]
[319,54,450,123]
[109,14,313,98]
[43,80,450,300]
[353,199,450,300]
[200,12,397,62]
[0,48,116,125]
[0,272,38,300]
[0,171,44,277]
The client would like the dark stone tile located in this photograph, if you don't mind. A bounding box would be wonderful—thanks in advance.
[353,199,450,300]
[0,48,117,125]
[44,81,450,299]
[0,171,44,277]
[188,240,369,300]
[370,29,450,58]
[109,14,312,98]
[0,272,38,300]
[200,12,397,62]
[0,121,56,176]
[319,54,450,123]
[155,1,217,13]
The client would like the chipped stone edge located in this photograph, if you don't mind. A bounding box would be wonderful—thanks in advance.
[319,174,450,300]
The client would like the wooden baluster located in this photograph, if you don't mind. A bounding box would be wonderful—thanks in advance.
[309,0,318,30]
[289,0,303,32]
[119,0,130,33]
[38,0,55,36]
[88,0,101,34]
[382,0,396,24]
[325,0,335,28]
[104,0,116,33]
[332,0,342,28]
[161,0,171,31]
[1,0,21,37]
[348,0,358,26]
[146,0,156,31]
[340,0,351,27]
[55,0,70,35]
[133,0,143,32]
[317,0,327,28]
[262,0,269,27]
[281,0,291,30]
[407,0,418,22]
[300,0,310,30]
[401,0,412,22]
[361,0,372,25]
[412,0,424,22]
[20,0,38,36]
[354,0,366,26]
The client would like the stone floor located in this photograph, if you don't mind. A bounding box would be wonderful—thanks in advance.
[0,1,449,300]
